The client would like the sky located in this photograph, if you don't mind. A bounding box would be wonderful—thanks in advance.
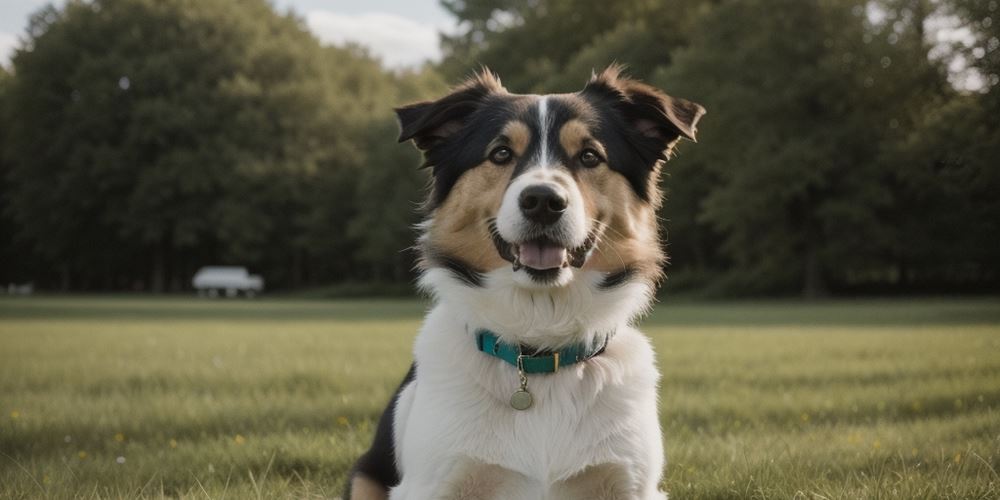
[0,0,458,69]
[0,1,984,91]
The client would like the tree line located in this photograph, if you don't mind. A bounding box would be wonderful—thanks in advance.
[1,0,997,296]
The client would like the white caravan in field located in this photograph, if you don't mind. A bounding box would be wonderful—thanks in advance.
[191,266,264,297]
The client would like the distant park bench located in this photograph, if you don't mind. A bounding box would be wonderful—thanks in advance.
[191,266,264,298]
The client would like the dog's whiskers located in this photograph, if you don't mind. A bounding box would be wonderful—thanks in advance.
[589,218,630,272]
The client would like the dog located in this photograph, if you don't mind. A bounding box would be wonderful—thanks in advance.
[346,65,704,500]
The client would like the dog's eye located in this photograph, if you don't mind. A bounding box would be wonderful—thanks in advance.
[579,149,602,168]
[489,146,513,165]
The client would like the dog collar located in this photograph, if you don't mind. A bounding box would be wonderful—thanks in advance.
[475,329,608,374]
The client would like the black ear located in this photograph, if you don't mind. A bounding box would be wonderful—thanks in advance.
[583,65,705,156]
[396,70,506,152]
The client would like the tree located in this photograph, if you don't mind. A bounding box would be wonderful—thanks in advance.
[344,70,445,283]
[3,0,390,291]
[657,0,956,295]
[439,0,701,91]
[880,0,1000,288]
[0,66,37,286]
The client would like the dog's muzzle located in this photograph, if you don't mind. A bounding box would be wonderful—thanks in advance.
[490,220,598,273]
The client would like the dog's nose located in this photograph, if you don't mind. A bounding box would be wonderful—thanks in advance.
[519,185,567,225]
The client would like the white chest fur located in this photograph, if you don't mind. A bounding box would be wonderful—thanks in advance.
[390,268,666,499]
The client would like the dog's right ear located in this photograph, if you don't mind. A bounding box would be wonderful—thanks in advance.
[396,70,506,152]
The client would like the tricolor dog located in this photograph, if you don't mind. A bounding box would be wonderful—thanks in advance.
[347,66,704,500]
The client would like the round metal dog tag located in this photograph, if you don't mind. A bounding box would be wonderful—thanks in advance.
[510,389,533,410]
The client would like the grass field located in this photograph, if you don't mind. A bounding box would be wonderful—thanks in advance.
[1,296,999,499]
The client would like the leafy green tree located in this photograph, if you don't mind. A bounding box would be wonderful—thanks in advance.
[658,0,953,295]
[879,0,1000,288]
[0,66,36,286]
[344,70,446,283]
[3,0,397,291]
[440,0,690,91]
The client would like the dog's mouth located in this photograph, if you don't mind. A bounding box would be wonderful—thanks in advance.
[490,220,598,275]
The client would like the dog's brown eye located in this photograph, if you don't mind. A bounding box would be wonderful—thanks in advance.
[580,149,602,168]
[489,146,513,165]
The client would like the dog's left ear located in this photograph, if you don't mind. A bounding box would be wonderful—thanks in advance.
[396,69,506,152]
[583,65,705,160]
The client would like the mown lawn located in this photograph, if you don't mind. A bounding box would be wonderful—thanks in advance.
[1,296,998,499]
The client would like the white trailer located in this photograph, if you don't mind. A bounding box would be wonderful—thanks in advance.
[192,266,264,298]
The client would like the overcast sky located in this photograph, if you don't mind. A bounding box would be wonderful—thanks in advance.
[0,0,457,69]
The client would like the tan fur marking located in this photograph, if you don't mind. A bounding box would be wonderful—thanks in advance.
[350,474,388,500]
[500,121,531,157]
[442,460,528,500]
[578,165,663,279]
[553,463,635,500]
[557,119,664,279]
[427,161,513,271]
[558,119,607,159]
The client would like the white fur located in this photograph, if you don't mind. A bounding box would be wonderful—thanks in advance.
[388,266,666,499]
[537,96,552,166]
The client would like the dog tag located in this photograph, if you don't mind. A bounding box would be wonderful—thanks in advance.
[510,389,533,410]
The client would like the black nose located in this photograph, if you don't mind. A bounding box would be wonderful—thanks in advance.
[519,185,567,225]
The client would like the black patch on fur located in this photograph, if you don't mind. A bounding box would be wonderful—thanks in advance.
[424,98,522,206]
[428,252,486,287]
[525,266,563,282]
[580,71,705,202]
[599,267,637,290]
[345,363,416,499]
[576,92,663,202]
[398,88,534,208]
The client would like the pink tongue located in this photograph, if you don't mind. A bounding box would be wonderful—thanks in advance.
[518,242,567,270]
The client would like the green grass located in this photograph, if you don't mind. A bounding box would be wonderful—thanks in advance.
[1,296,999,499]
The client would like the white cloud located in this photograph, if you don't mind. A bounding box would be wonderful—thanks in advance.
[305,11,442,68]
[0,32,18,68]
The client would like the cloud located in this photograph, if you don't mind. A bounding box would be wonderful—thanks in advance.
[0,11,444,70]
[305,11,442,68]
[0,32,18,68]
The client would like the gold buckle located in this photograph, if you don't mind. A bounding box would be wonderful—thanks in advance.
[553,352,559,372]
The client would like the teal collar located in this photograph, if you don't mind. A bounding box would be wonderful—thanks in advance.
[475,329,608,374]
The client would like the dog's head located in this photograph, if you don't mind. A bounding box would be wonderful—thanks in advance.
[399,66,704,295]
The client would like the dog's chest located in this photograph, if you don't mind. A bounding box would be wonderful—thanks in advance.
[399,307,659,484]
